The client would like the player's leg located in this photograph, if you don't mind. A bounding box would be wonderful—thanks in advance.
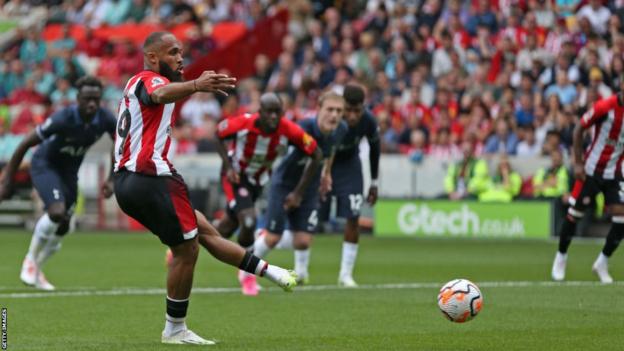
[21,166,69,290]
[195,210,296,291]
[36,176,77,269]
[591,182,624,283]
[213,212,239,239]
[114,171,213,345]
[164,235,200,340]
[552,178,596,281]
[336,192,364,287]
[233,207,259,295]
[293,230,314,284]
[252,184,288,258]
[212,174,241,239]
[291,206,319,284]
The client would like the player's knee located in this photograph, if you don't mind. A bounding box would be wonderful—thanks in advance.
[171,238,199,263]
[293,233,312,250]
[47,208,66,223]
[239,211,256,231]
[263,232,282,248]
[55,218,71,236]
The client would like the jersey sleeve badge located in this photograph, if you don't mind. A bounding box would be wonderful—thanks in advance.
[151,77,165,88]
[302,132,313,148]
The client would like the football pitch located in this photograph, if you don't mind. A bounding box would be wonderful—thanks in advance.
[0,231,623,351]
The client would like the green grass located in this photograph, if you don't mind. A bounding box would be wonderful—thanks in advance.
[1,231,623,350]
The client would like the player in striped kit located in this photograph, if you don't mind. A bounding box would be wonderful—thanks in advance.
[209,92,322,295]
[113,32,297,345]
[552,92,624,283]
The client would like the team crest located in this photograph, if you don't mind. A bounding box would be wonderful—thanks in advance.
[302,133,313,147]
[218,120,228,132]
[166,125,172,136]
[151,77,165,88]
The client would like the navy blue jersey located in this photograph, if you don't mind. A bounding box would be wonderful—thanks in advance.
[33,105,116,172]
[272,118,348,194]
[334,110,379,161]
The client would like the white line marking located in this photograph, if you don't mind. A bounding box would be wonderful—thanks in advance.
[0,281,621,299]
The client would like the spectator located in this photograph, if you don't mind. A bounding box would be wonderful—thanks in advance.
[517,125,542,157]
[478,155,522,202]
[181,92,222,127]
[587,67,613,97]
[19,30,46,68]
[444,140,489,200]
[50,78,78,108]
[465,0,498,36]
[430,127,461,161]
[542,130,565,156]
[544,69,577,105]
[516,34,552,72]
[402,129,428,164]
[5,78,45,106]
[515,93,535,127]
[485,118,519,155]
[103,0,132,25]
[127,0,149,23]
[29,65,56,97]
[196,119,220,153]
[577,0,612,35]
[432,30,455,78]
[533,149,569,199]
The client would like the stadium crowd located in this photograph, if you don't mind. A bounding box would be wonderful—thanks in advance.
[1,0,624,201]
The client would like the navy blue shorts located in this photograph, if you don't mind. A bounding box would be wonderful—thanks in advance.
[264,183,319,234]
[319,157,364,221]
[30,159,77,216]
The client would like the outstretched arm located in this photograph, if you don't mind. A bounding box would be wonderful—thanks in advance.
[150,71,236,104]
[0,131,41,200]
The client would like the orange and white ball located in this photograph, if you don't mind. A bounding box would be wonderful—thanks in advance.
[437,279,483,323]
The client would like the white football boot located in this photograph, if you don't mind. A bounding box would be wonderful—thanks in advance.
[35,270,55,291]
[338,275,359,288]
[551,252,567,281]
[161,329,216,345]
[592,254,614,284]
[20,257,37,286]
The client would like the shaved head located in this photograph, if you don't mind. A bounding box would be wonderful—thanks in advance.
[143,31,171,53]
[142,31,184,82]
[257,93,283,133]
[259,92,282,110]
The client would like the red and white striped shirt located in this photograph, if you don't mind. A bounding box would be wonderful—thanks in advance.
[114,71,176,176]
[217,113,317,186]
[581,95,624,179]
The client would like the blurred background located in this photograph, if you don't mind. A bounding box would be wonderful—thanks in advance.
[0,0,620,239]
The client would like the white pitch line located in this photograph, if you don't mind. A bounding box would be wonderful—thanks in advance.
[0,281,621,299]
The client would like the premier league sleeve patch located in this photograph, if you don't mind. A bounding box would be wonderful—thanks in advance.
[151,77,165,88]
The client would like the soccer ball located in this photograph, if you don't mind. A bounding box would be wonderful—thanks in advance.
[437,279,483,323]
